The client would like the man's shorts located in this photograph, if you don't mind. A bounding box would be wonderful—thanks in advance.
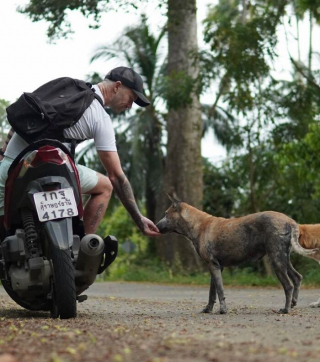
[0,157,98,216]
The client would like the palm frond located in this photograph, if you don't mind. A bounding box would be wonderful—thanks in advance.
[202,104,242,151]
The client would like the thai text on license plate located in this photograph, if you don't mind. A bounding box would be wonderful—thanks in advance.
[33,188,78,222]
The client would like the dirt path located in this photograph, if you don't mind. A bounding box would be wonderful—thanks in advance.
[0,282,320,362]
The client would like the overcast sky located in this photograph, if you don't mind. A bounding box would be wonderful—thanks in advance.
[0,1,164,102]
[0,1,214,102]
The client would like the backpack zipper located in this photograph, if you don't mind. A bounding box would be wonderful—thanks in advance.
[24,93,45,119]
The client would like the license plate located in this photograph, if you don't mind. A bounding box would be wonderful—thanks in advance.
[33,188,78,222]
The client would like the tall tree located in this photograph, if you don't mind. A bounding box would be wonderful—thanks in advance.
[155,0,203,271]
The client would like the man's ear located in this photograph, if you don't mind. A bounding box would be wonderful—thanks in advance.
[114,81,122,93]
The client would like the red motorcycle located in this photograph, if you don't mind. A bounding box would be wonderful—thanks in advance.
[0,139,117,318]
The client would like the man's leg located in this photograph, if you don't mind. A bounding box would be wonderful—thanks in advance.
[82,173,113,234]
[76,164,113,234]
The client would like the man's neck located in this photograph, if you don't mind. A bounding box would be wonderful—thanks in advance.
[97,82,112,106]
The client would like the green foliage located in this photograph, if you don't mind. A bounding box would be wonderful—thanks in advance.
[202,0,283,114]
[202,131,320,224]
[102,257,320,286]
[0,99,9,122]
[201,104,243,151]
[98,205,151,277]
[104,257,210,284]
[275,122,320,222]
[0,99,10,145]
[202,158,236,218]
[86,72,104,85]
[159,70,195,110]
[98,204,142,242]
[19,0,146,40]
[273,79,320,143]
[201,0,320,224]
[293,0,320,21]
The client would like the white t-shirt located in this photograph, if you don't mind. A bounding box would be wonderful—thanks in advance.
[5,85,117,159]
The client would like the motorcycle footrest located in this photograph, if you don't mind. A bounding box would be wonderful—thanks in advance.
[97,235,118,274]
[77,295,88,303]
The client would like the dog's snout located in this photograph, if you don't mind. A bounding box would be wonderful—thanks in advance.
[156,217,169,234]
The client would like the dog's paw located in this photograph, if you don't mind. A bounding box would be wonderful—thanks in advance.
[201,306,213,314]
[219,307,227,315]
[278,308,289,314]
[309,301,320,308]
[291,299,297,308]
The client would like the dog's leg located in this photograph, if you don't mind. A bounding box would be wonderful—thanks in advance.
[287,259,302,308]
[310,297,320,308]
[310,263,320,307]
[269,256,293,314]
[207,261,227,314]
[201,275,216,313]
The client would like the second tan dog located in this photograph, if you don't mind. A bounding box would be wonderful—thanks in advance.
[298,224,320,307]
[157,195,318,314]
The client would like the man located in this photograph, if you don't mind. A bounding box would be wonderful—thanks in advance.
[0,67,160,237]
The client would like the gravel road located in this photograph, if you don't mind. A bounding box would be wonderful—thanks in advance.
[0,282,320,362]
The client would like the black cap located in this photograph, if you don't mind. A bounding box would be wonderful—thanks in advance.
[105,66,150,107]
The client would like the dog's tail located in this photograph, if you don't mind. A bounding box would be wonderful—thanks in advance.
[291,224,320,261]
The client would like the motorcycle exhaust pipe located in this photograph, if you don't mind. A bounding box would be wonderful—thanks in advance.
[75,234,105,294]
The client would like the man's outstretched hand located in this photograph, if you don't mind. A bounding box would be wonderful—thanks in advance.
[140,216,161,237]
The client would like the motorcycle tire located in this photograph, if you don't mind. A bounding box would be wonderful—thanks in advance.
[50,247,77,319]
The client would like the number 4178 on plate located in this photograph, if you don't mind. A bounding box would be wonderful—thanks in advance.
[33,188,78,222]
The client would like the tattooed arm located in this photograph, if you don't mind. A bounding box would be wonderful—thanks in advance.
[98,150,160,237]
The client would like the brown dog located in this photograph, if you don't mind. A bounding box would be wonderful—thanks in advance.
[156,195,318,314]
[298,224,320,307]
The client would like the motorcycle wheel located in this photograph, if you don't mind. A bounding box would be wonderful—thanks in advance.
[50,247,77,319]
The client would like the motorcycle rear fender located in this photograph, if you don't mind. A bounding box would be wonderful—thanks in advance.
[44,218,73,251]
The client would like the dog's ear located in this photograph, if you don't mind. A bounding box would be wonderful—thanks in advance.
[166,193,181,210]
[166,193,181,203]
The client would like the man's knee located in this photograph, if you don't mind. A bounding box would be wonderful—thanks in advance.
[89,174,113,198]
[100,174,113,197]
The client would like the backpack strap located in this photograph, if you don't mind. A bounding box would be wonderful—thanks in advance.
[63,82,104,156]
[86,82,104,107]
[70,139,77,160]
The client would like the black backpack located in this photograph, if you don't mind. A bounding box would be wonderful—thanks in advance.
[6,77,104,144]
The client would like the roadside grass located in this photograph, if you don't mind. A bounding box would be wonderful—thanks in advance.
[100,256,320,287]
[103,265,279,286]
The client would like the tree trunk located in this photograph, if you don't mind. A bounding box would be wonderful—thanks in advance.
[241,0,247,24]
[308,10,313,73]
[156,0,203,272]
[296,15,301,62]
